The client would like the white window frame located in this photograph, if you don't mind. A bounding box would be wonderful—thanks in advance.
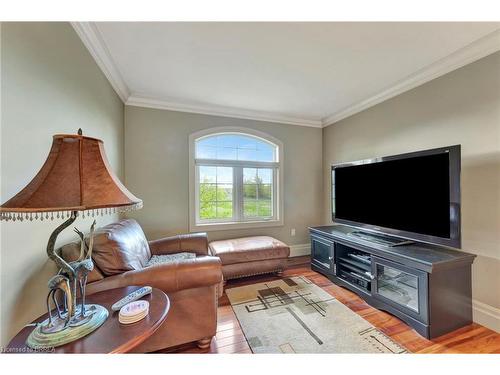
[189,127,284,232]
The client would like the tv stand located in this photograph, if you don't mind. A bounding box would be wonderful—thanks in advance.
[348,230,415,247]
[309,225,476,339]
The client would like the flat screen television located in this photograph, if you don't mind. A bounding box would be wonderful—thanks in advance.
[331,145,461,248]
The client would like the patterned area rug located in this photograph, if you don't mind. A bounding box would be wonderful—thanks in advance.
[226,276,408,353]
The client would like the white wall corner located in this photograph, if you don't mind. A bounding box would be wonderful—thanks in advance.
[289,243,311,257]
[322,28,500,126]
[71,22,500,130]
[472,299,500,333]
[71,22,130,103]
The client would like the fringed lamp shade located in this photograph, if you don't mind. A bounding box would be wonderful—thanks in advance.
[0,133,142,221]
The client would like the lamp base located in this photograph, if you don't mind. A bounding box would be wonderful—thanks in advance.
[26,304,108,349]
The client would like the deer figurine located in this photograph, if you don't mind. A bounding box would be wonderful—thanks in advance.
[42,274,73,333]
[58,219,97,320]
[72,220,96,317]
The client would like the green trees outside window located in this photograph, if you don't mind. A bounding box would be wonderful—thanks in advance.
[194,132,279,224]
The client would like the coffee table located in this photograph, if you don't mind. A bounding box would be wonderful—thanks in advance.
[6,286,170,353]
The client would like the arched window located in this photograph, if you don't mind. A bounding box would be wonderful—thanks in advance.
[189,128,283,230]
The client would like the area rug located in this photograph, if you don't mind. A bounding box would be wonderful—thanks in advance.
[226,276,408,354]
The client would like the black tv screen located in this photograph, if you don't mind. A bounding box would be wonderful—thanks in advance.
[332,145,461,248]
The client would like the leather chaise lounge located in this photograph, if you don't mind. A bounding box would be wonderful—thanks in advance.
[209,236,290,282]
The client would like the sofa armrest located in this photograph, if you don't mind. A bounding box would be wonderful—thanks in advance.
[86,255,222,295]
[148,233,209,256]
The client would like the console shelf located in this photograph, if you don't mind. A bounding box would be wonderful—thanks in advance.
[309,225,476,339]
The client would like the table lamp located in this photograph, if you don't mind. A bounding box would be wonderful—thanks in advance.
[0,129,142,349]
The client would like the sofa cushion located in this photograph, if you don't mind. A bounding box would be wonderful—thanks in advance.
[209,236,290,265]
[91,219,151,276]
[146,252,196,267]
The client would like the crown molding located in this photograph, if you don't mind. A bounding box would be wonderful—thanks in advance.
[322,28,500,126]
[71,22,130,102]
[72,22,321,127]
[126,95,323,128]
[72,22,499,128]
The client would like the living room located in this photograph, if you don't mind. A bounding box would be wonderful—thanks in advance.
[1,0,499,372]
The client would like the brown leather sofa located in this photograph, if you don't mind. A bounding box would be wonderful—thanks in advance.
[60,219,222,352]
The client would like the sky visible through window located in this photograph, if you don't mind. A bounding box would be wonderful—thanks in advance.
[196,134,277,162]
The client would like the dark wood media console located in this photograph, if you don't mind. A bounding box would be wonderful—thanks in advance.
[309,225,476,339]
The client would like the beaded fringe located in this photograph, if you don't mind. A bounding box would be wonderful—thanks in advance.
[0,202,143,222]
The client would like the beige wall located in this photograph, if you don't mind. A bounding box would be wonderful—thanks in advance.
[0,23,124,345]
[322,52,500,331]
[124,106,323,247]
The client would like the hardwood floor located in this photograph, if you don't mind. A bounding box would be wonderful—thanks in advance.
[173,257,500,354]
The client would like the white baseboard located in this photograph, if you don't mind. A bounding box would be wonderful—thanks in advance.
[473,299,500,333]
[289,243,311,257]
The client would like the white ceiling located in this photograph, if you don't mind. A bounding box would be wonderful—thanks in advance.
[74,22,500,127]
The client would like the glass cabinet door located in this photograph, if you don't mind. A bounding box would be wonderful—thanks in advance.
[311,236,334,273]
[372,256,428,323]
